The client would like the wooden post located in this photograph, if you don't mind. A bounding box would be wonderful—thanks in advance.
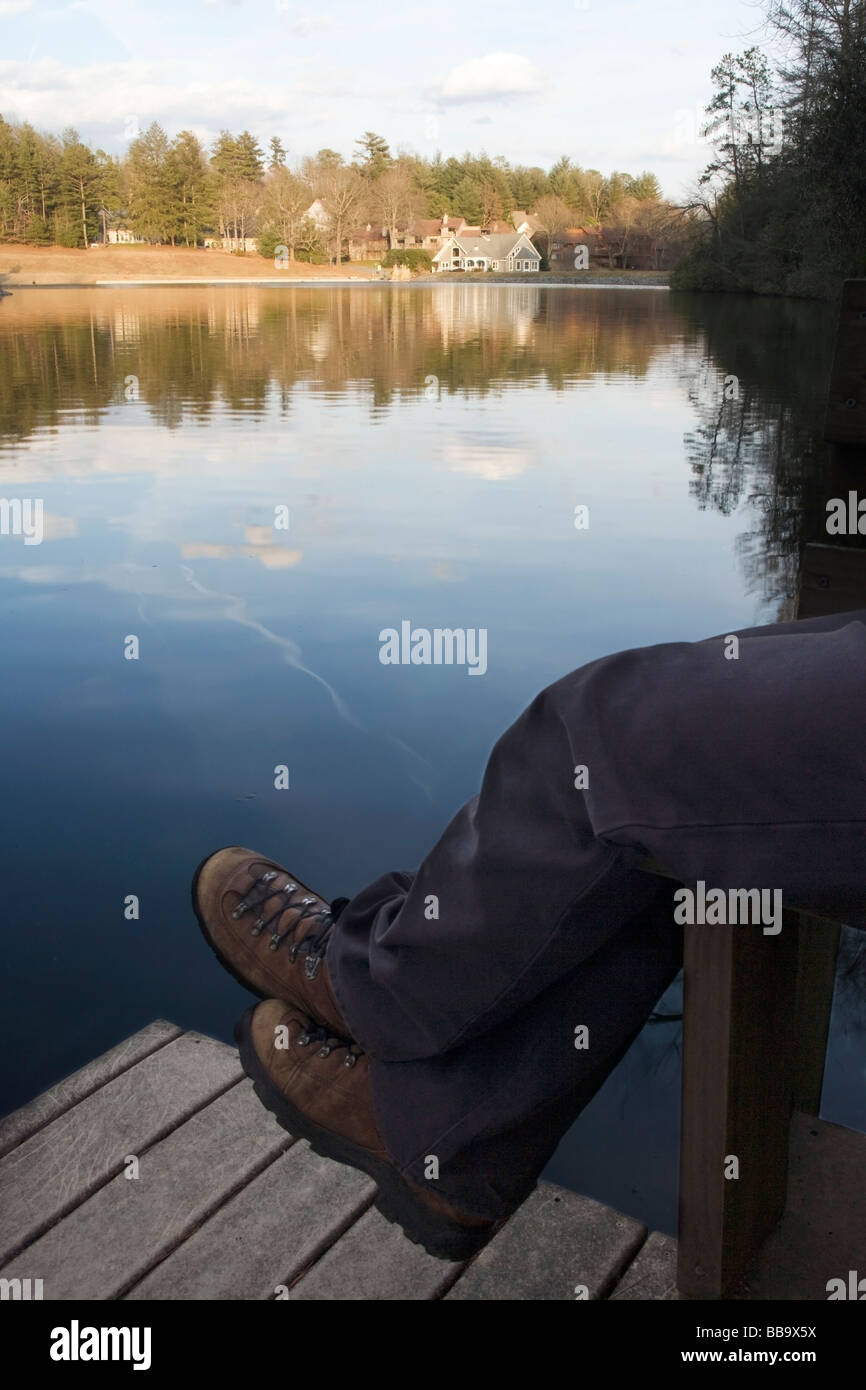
[675,280,866,1296]
[676,915,799,1297]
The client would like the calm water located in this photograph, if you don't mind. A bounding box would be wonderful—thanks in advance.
[1,283,862,1234]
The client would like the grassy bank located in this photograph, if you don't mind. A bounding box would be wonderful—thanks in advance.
[0,244,376,286]
[0,245,671,289]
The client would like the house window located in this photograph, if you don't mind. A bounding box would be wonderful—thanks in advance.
[492,261,499,269]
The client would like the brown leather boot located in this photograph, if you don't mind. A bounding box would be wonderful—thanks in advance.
[235,999,499,1262]
[192,846,348,1033]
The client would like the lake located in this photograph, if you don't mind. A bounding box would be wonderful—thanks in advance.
[0,282,861,1234]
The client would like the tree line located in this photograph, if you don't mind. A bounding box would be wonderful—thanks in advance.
[674,0,866,298]
[0,119,679,265]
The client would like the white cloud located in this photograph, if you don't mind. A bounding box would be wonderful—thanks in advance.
[442,440,533,482]
[0,1,32,13]
[437,52,545,105]
[0,57,332,133]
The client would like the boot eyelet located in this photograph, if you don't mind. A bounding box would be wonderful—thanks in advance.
[317,1045,332,1058]
[305,956,321,980]
[231,901,248,919]
[297,1032,311,1046]
[250,918,265,936]
[344,1053,357,1068]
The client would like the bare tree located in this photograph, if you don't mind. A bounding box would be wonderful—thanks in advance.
[479,180,503,230]
[373,164,420,248]
[602,194,640,268]
[262,167,313,260]
[319,165,366,265]
[531,193,573,260]
[577,169,606,224]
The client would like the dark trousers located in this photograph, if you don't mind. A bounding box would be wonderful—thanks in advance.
[327,608,866,1221]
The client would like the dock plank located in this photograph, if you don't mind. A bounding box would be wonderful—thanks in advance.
[0,1079,290,1299]
[127,1140,374,1300]
[610,1232,681,1300]
[734,1112,866,1300]
[0,1020,182,1161]
[446,1183,645,1300]
[289,1206,463,1300]
[0,1031,240,1266]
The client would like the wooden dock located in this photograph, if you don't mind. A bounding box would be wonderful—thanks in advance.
[1,1019,863,1300]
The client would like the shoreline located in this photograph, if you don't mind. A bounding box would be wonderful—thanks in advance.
[3,275,671,290]
[0,245,670,291]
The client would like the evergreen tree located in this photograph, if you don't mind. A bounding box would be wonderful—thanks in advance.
[355,131,391,177]
[268,136,287,170]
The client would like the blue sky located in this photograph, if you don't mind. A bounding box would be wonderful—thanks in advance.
[1,0,776,198]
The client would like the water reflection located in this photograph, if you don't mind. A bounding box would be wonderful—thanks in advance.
[0,284,856,1235]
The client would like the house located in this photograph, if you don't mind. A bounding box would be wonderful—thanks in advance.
[397,215,467,252]
[433,230,542,273]
[221,236,258,253]
[106,227,145,245]
[347,222,389,260]
[546,225,607,269]
[101,213,145,245]
[304,200,330,231]
[511,210,541,236]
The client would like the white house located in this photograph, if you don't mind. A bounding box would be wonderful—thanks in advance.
[304,199,331,231]
[106,227,145,245]
[433,230,542,273]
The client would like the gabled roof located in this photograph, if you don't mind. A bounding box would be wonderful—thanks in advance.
[514,211,541,232]
[348,223,388,239]
[409,218,447,238]
[433,231,541,262]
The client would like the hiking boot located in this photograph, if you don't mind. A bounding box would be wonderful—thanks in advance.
[235,999,499,1262]
[192,846,349,1033]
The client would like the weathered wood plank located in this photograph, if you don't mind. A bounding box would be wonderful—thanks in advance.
[610,1232,681,1300]
[290,1206,462,1301]
[735,1113,866,1300]
[824,280,866,445]
[791,913,841,1114]
[676,916,799,1298]
[0,1031,241,1266]
[0,1021,183,1161]
[0,1079,289,1299]
[126,1140,374,1300]
[446,1183,645,1300]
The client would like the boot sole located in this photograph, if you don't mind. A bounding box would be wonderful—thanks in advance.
[191,847,271,1001]
[234,1003,498,1264]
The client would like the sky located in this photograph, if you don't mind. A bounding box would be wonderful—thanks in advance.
[0,0,777,199]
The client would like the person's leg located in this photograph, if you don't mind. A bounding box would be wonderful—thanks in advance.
[365,880,683,1222]
[224,605,866,1247]
[328,606,866,1068]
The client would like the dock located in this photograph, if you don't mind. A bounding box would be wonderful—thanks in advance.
[1,1019,863,1300]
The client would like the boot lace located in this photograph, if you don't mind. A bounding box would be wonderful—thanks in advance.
[295,1024,364,1069]
[232,872,347,979]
